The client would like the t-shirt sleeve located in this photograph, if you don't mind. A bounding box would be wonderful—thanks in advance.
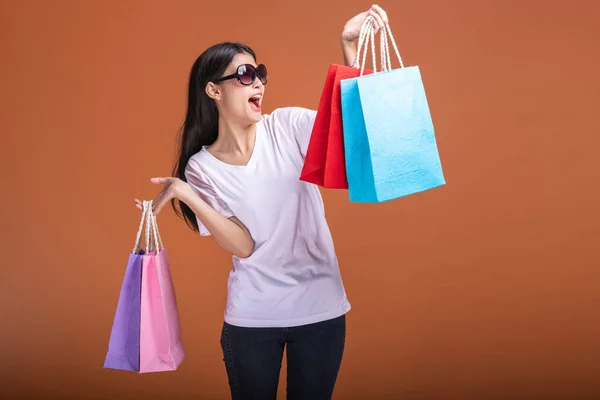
[272,106,317,159]
[184,159,234,236]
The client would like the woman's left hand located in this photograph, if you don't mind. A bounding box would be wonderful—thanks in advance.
[342,4,388,43]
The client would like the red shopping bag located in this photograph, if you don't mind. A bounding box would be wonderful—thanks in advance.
[300,64,373,188]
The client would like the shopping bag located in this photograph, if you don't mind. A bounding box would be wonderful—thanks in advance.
[139,208,185,373]
[300,45,373,188]
[341,17,446,203]
[299,65,337,186]
[103,205,147,371]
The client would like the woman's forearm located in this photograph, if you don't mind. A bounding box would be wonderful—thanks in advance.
[180,189,254,258]
[341,39,357,67]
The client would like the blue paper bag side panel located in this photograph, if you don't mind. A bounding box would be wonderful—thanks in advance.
[340,78,377,203]
[103,253,143,372]
[356,66,445,202]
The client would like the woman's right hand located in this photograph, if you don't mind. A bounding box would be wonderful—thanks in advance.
[134,177,194,215]
[342,4,388,42]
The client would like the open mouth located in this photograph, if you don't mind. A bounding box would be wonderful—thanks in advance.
[248,94,262,111]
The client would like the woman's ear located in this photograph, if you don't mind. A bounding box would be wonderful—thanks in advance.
[205,82,221,101]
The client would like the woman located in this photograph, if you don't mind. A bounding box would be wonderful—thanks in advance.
[135,5,389,399]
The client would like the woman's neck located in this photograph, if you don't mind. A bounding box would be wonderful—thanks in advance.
[210,117,257,158]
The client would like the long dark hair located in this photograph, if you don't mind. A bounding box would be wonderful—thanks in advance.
[171,42,256,231]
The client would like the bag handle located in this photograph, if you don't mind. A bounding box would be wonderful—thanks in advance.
[352,15,378,75]
[380,22,391,72]
[381,22,404,71]
[150,206,164,252]
[354,16,385,76]
[132,200,150,254]
[143,200,164,253]
[144,201,153,252]
[361,20,380,76]
[351,16,405,75]
[131,200,164,254]
[351,16,374,69]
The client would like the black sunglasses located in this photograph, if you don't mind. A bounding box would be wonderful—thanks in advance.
[214,63,268,86]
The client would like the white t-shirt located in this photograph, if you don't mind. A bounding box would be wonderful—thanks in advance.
[184,106,351,328]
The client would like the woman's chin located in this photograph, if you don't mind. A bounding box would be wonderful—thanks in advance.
[246,109,262,123]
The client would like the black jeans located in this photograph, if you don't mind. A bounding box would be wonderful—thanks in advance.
[220,314,346,400]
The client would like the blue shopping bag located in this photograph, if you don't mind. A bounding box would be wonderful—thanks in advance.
[341,20,445,203]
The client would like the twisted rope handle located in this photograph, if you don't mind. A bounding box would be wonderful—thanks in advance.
[380,23,392,72]
[352,16,405,75]
[150,209,164,251]
[132,200,164,253]
[144,200,152,252]
[352,15,375,69]
[359,19,377,76]
[143,200,163,253]
[382,22,404,69]
[132,200,149,254]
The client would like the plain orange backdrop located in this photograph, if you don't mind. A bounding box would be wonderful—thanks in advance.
[1,0,599,399]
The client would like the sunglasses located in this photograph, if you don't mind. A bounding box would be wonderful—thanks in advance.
[214,63,268,86]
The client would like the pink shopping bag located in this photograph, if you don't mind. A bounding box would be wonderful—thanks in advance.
[139,206,185,373]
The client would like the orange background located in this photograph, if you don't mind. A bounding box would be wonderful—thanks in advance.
[2,0,599,399]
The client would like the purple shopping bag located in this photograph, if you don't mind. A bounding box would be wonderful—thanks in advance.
[103,252,143,371]
[103,205,149,372]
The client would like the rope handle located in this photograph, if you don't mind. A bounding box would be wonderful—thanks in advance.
[144,200,164,253]
[351,15,375,69]
[352,15,382,76]
[380,22,390,72]
[359,20,377,76]
[380,22,404,70]
[132,200,165,254]
[132,201,149,253]
[145,201,152,252]
[351,16,405,75]
[150,209,164,251]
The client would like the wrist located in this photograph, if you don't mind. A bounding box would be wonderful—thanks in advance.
[177,183,195,204]
[341,37,355,47]
[341,38,357,67]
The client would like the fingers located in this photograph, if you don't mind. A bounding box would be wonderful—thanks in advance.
[151,193,160,213]
[134,197,164,214]
[152,196,169,215]
[152,188,174,214]
[150,177,168,185]
[153,202,165,215]
[371,4,388,24]
[135,177,173,214]
[369,8,385,33]
[369,4,389,34]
